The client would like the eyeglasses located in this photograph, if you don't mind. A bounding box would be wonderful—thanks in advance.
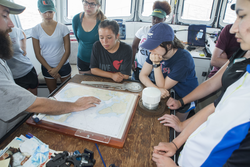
[82,1,97,8]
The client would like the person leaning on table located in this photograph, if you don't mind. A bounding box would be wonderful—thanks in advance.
[0,0,100,139]
[153,0,250,166]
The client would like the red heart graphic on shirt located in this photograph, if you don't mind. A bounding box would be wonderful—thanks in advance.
[113,60,123,70]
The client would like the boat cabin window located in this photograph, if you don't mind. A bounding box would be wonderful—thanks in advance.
[13,0,43,30]
[219,0,236,27]
[177,0,218,26]
[11,0,238,33]
[66,0,134,22]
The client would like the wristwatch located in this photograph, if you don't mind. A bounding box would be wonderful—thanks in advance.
[153,64,160,68]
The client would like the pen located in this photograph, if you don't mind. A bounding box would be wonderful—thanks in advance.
[95,143,106,167]
[25,134,32,139]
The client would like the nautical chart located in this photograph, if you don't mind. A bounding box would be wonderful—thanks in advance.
[41,82,138,139]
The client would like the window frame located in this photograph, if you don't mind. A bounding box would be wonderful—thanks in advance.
[60,0,135,24]
[218,0,236,28]
[176,0,219,26]
[102,0,135,21]
[137,0,174,23]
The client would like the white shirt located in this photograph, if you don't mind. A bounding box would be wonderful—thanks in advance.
[6,27,33,79]
[135,26,151,68]
[31,22,70,67]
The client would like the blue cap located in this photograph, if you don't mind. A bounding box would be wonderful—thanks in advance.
[140,22,174,50]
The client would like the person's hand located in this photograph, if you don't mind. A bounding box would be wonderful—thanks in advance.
[166,97,182,110]
[152,153,178,167]
[158,114,183,132]
[132,63,136,71]
[74,96,101,111]
[48,67,60,79]
[159,88,169,99]
[22,50,27,56]
[153,142,177,157]
[150,54,162,65]
[111,72,124,82]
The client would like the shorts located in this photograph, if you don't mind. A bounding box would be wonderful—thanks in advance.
[77,57,90,72]
[174,91,196,113]
[42,63,71,79]
[14,67,39,89]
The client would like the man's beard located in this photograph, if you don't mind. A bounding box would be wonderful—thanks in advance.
[0,30,13,60]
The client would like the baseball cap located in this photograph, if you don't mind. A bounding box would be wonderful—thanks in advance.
[38,0,56,13]
[150,9,166,19]
[0,0,25,14]
[140,22,174,50]
[231,3,235,10]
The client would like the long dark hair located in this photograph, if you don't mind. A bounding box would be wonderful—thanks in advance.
[95,0,106,21]
[160,36,184,55]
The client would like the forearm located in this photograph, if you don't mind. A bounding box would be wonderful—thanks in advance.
[182,73,222,105]
[56,34,71,70]
[139,73,158,88]
[56,52,70,70]
[91,68,113,79]
[211,57,228,68]
[36,54,51,70]
[132,48,137,64]
[26,97,76,115]
[154,67,165,88]
[173,103,215,148]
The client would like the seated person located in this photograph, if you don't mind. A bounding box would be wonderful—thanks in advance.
[153,1,250,166]
[0,0,100,140]
[131,0,171,81]
[90,20,132,82]
[195,23,240,112]
[139,23,198,122]
[208,24,240,78]
[153,68,250,167]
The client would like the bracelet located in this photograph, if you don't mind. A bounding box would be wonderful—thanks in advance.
[171,141,179,151]
[179,98,185,107]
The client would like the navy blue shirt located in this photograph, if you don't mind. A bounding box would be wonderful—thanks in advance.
[146,48,198,97]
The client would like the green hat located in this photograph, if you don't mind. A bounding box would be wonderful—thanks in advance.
[38,0,56,13]
[0,0,25,14]
[150,9,166,19]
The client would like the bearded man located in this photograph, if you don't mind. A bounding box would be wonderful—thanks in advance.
[0,0,100,140]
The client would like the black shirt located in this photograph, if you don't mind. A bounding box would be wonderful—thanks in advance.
[214,49,250,107]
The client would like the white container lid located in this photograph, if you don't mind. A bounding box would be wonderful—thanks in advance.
[142,87,161,104]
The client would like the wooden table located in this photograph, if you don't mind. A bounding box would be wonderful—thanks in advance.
[0,74,170,167]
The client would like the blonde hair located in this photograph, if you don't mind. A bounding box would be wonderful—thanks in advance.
[95,0,106,21]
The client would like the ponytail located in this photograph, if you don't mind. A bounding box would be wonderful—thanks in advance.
[96,8,106,21]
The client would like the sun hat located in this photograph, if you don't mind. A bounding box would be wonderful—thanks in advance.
[140,22,174,50]
[38,0,56,13]
[0,0,25,14]
[150,9,167,19]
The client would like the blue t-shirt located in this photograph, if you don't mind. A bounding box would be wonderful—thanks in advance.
[146,48,198,97]
[72,13,100,63]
